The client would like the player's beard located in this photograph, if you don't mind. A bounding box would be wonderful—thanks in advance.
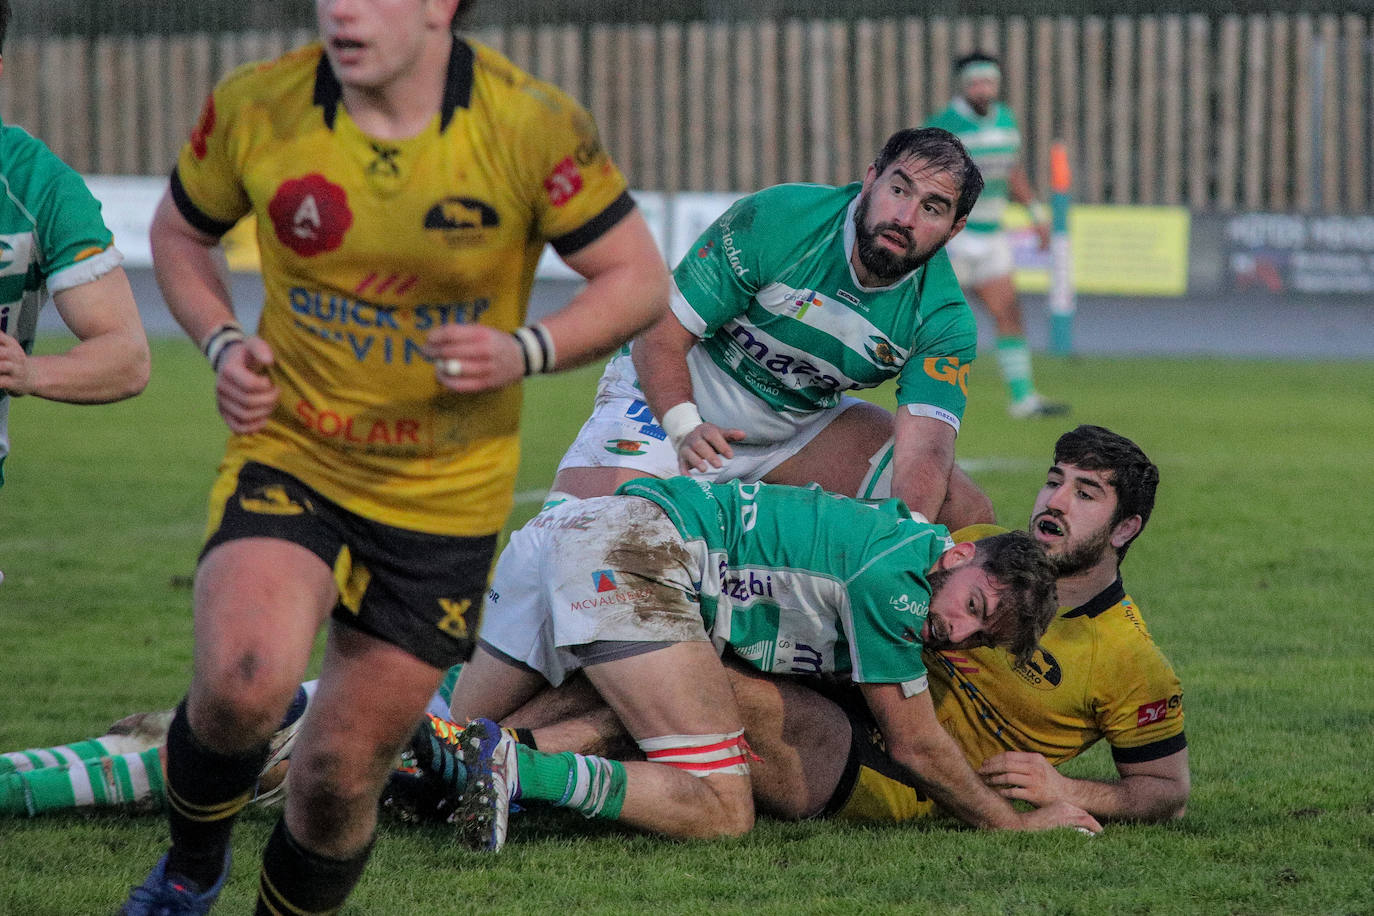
[1045,519,1114,578]
[853,192,949,284]
[922,566,953,647]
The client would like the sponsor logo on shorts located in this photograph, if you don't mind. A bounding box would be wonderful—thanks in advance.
[923,356,970,394]
[239,484,310,516]
[438,597,472,639]
[592,569,618,592]
[1136,698,1169,727]
[1012,646,1063,689]
[604,439,649,456]
[569,584,656,611]
[624,399,666,440]
[268,174,353,257]
[544,157,583,207]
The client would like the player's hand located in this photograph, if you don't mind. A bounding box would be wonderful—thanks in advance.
[1034,222,1052,251]
[1015,800,1102,835]
[676,422,746,474]
[215,336,278,434]
[979,750,1069,808]
[425,324,525,393]
[0,329,33,397]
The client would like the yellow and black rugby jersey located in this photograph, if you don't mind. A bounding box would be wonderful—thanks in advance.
[172,39,633,536]
[926,577,1186,769]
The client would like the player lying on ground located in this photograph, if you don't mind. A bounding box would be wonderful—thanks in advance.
[429,475,1099,848]
[3,429,1183,832]
[422,425,1185,832]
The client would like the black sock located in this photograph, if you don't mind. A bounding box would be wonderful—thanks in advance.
[513,727,537,750]
[164,699,269,889]
[255,819,374,916]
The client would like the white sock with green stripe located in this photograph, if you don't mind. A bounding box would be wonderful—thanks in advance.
[0,731,156,776]
[1,745,166,816]
[995,335,1037,404]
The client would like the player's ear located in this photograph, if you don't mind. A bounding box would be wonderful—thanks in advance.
[937,540,977,570]
[1110,514,1143,550]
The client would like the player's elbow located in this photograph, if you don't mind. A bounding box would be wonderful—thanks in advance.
[110,336,152,400]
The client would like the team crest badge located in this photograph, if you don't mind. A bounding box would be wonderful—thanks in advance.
[592,569,618,592]
[267,174,353,257]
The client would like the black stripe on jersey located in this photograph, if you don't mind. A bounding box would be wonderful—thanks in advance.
[313,40,475,132]
[550,191,636,257]
[1110,730,1187,765]
[1062,577,1127,619]
[169,168,238,238]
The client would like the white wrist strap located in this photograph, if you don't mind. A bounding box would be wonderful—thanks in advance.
[201,322,246,372]
[512,323,556,375]
[661,402,704,449]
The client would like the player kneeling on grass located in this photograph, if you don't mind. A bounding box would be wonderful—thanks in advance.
[432,476,1100,849]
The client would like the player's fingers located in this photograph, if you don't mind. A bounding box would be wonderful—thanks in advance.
[725,428,747,443]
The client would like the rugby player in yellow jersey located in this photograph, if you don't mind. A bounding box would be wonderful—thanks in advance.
[123,0,667,912]
[726,423,1188,824]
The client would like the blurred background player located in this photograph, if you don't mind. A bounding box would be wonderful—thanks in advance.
[550,127,994,529]
[926,52,1068,419]
[0,0,150,491]
[121,0,667,912]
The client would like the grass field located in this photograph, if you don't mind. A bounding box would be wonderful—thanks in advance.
[2,337,1373,914]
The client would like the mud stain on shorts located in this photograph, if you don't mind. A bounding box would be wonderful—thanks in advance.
[602,513,705,642]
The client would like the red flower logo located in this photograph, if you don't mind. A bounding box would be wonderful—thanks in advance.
[267,174,353,257]
[190,95,216,160]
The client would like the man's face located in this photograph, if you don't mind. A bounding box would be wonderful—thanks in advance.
[317,0,452,92]
[920,547,1003,652]
[1029,462,1121,577]
[852,156,966,285]
[961,74,1000,116]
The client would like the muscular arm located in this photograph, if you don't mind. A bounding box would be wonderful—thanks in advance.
[149,189,278,433]
[979,747,1190,823]
[149,190,238,345]
[0,267,149,402]
[890,411,957,522]
[862,682,1100,832]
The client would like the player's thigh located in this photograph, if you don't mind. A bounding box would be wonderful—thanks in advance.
[584,642,744,740]
[725,662,851,819]
[764,400,894,495]
[970,274,1023,331]
[447,644,550,723]
[190,537,336,734]
[549,465,656,500]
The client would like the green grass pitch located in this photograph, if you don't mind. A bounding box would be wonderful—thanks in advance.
[1,337,1372,914]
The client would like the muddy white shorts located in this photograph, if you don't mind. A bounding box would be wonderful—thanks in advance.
[477,496,712,685]
[944,230,1014,287]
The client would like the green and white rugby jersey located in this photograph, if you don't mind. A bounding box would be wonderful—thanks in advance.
[0,115,123,483]
[669,182,976,434]
[925,99,1021,234]
[621,476,953,690]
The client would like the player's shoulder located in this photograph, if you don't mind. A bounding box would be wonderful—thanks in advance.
[466,37,583,120]
[728,182,854,237]
[0,121,94,212]
[211,42,323,124]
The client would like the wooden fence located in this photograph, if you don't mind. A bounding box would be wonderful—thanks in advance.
[2,13,1370,213]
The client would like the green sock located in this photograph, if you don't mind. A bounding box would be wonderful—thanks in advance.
[436,665,463,709]
[996,335,1036,403]
[0,746,165,816]
[513,746,626,820]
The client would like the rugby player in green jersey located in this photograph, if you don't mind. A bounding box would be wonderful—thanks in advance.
[926,52,1069,419]
[551,127,995,529]
[435,477,1099,847]
[0,0,150,491]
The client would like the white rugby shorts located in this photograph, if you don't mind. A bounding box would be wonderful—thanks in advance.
[945,230,1014,288]
[556,349,868,484]
[478,496,711,685]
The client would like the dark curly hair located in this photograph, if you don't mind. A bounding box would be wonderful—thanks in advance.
[871,127,984,224]
[973,530,1058,667]
[1053,425,1159,561]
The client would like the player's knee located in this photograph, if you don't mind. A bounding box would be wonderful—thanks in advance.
[192,670,300,745]
[705,779,756,837]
